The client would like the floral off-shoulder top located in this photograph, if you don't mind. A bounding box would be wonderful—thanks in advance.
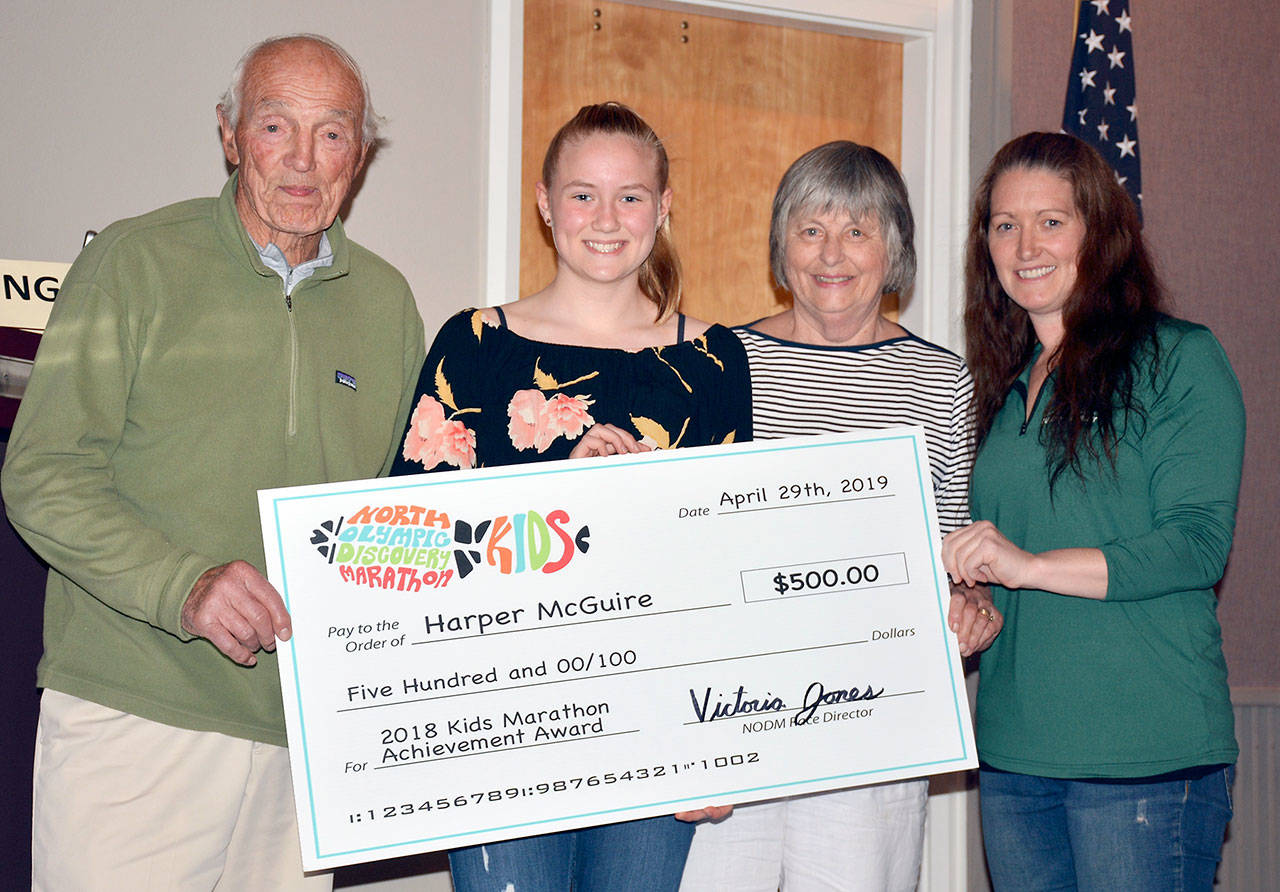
[390,308,752,475]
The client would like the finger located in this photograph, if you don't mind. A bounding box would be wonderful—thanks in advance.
[951,602,972,654]
[976,621,998,652]
[609,428,645,454]
[567,439,595,459]
[957,542,990,589]
[232,595,284,653]
[947,592,966,632]
[202,622,258,666]
[943,532,977,585]
[236,563,292,643]
[941,526,977,574]
[971,605,1000,652]
[940,536,959,578]
[957,604,984,656]
[573,425,645,459]
[673,805,732,823]
[219,604,267,653]
[948,546,975,588]
[949,593,975,654]
[207,571,280,653]
[591,424,644,454]
[251,581,292,644]
[571,426,623,458]
[949,602,973,656]
[981,612,1004,650]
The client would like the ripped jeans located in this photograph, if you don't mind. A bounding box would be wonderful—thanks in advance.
[448,815,695,892]
[979,765,1234,891]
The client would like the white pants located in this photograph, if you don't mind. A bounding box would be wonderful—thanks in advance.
[32,689,331,892]
[679,780,928,892]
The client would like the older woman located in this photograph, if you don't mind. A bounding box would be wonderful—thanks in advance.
[679,141,999,891]
[942,133,1243,890]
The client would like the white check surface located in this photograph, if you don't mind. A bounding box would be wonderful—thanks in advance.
[258,428,976,870]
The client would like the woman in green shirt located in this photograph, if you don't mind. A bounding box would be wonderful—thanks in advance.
[942,132,1243,891]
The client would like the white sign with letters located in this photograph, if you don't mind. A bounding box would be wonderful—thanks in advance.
[0,259,68,331]
[258,428,977,870]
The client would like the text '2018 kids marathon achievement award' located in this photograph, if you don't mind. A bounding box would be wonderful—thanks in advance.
[258,428,976,870]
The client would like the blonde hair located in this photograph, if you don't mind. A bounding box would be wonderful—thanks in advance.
[541,102,681,322]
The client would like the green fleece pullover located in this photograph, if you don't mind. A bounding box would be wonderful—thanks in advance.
[972,319,1243,777]
[2,176,426,745]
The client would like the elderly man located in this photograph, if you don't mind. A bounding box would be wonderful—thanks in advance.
[2,35,424,889]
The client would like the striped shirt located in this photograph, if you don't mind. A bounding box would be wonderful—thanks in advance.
[735,326,975,534]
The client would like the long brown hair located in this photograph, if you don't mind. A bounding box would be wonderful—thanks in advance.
[965,132,1164,483]
[541,102,681,322]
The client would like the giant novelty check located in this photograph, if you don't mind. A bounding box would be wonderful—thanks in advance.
[258,428,977,870]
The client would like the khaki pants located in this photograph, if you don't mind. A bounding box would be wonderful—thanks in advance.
[33,689,331,891]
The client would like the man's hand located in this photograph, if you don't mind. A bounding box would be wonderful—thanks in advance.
[180,560,292,666]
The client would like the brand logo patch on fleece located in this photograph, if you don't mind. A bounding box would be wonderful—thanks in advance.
[335,370,357,391]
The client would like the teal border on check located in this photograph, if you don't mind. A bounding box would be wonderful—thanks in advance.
[264,430,973,866]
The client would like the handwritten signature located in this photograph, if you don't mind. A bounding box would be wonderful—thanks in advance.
[689,680,882,725]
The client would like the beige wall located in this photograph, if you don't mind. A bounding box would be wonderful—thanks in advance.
[0,4,485,887]
[1007,0,1280,686]
[0,1,488,337]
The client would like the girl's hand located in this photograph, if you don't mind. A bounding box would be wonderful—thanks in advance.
[568,424,651,459]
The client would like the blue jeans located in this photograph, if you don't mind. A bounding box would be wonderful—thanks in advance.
[448,815,695,892]
[979,766,1234,891]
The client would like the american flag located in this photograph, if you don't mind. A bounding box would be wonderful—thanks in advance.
[1062,0,1142,215]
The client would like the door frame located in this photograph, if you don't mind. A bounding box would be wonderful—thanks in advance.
[485,0,972,352]
[483,5,975,888]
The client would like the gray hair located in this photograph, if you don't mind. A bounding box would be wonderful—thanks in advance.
[218,34,385,145]
[769,141,916,295]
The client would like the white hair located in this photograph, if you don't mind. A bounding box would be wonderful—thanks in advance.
[769,140,916,295]
[218,33,385,145]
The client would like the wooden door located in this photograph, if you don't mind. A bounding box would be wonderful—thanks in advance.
[521,0,903,325]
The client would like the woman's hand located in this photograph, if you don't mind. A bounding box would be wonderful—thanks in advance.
[675,805,733,823]
[947,581,1002,656]
[942,521,1035,590]
[943,522,1110,600]
[568,424,651,459]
